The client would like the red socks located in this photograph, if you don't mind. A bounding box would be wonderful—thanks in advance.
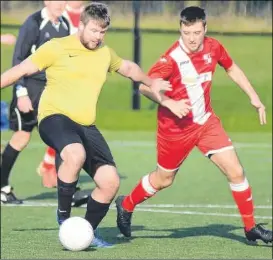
[122,174,158,212]
[230,178,255,231]
[122,174,255,231]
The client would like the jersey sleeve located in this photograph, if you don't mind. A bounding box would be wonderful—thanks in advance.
[29,40,61,71]
[217,42,233,70]
[148,55,173,79]
[12,16,39,87]
[108,48,123,73]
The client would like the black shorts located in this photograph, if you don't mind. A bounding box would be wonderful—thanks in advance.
[38,114,116,178]
[9,82,44,132]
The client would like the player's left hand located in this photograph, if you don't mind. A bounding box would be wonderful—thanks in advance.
[251,98,266,125]
[150,78,172,101]
[161,99,192,118]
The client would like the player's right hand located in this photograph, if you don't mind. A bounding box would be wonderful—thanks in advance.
[17,96,33,113]
[250,98,266,125]
[150,78,172,102]
[161,99,192,119]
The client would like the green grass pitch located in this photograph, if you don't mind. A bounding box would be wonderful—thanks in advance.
[1,130,272,259]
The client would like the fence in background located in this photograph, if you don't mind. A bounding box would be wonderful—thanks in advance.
[1,1,272,21]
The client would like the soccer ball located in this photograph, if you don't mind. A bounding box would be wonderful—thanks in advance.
[59,217,94,251]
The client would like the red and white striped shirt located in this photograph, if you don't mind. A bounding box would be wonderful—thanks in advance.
[148,36,233,137]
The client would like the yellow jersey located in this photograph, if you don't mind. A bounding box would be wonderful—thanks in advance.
[30,34,122,125]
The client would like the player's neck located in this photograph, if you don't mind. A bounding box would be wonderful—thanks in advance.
[50,17,60,24]
[179,37,204,54]
[45,9,60,24]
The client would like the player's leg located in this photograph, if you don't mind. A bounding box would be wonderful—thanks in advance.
[82,125,119,247]
[37,146,57,188]
[197,115,272,244]
[1,96,37,204]
[211,150,272,243]
[116,133,197,237]
[38,114,85,224]
[55,149,89,208]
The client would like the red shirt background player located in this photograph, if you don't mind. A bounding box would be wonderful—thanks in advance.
[115,6,271,245]
[63,1,85,34]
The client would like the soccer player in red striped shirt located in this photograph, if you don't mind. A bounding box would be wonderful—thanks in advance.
[115,6,272,244]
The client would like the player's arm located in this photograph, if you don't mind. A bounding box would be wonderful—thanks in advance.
[138,56,191,118]
[108,48,172,101]
[117,60,172,100]
[1,58,39,89]
[12,17,39,95]
[1,40,60,90]
[138,84,190,118]
[226,63,265,111]
[137,56,173,104]
[218,43,266,125]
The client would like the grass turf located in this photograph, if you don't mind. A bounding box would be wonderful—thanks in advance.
[1,130,272,259]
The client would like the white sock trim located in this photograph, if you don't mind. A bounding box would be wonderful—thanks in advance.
[1,185,12,193]
[43,154,55,164]
[141,175,157,195]
[229,178,249,192]
[157,163,180,172]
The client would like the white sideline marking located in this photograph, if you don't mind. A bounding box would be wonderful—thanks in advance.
[3,201,272,209]
[134,208,272,220]
[1,140,272,149]
[2,201,272,220]
[136,204,272,209]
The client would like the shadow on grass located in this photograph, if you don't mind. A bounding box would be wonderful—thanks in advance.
[62,247,96,252]
[12,224,271,247]
[12,225,143,246]
[131,223,272,248]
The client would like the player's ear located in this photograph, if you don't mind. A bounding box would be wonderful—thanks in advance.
[204,25,207,34]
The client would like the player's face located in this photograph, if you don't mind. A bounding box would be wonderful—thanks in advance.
[78,19,108,50]
[180,21,207,52]
[44,1,67,19]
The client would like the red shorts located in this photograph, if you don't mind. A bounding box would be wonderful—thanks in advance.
[157,115,234,171]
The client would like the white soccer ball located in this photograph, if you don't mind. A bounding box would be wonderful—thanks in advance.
[59,216,94,251]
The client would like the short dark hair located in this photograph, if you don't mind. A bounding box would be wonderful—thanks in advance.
[80,2,111,28]
[180,6,206,27]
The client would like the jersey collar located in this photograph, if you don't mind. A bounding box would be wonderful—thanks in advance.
[41,7,61,25]
[179,37,190,53]
[179,37,204,54]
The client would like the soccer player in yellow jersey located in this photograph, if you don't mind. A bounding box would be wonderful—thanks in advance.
[1,2,171,248]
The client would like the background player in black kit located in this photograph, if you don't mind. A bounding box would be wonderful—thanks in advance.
[1,1,69,204]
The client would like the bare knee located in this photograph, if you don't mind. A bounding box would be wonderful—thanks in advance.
[226,164,245,183]
[60,143,86,172]
[211,150,245,184]
[9,131,31,150]
[93,165,120,200]
[150,168,177,190]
